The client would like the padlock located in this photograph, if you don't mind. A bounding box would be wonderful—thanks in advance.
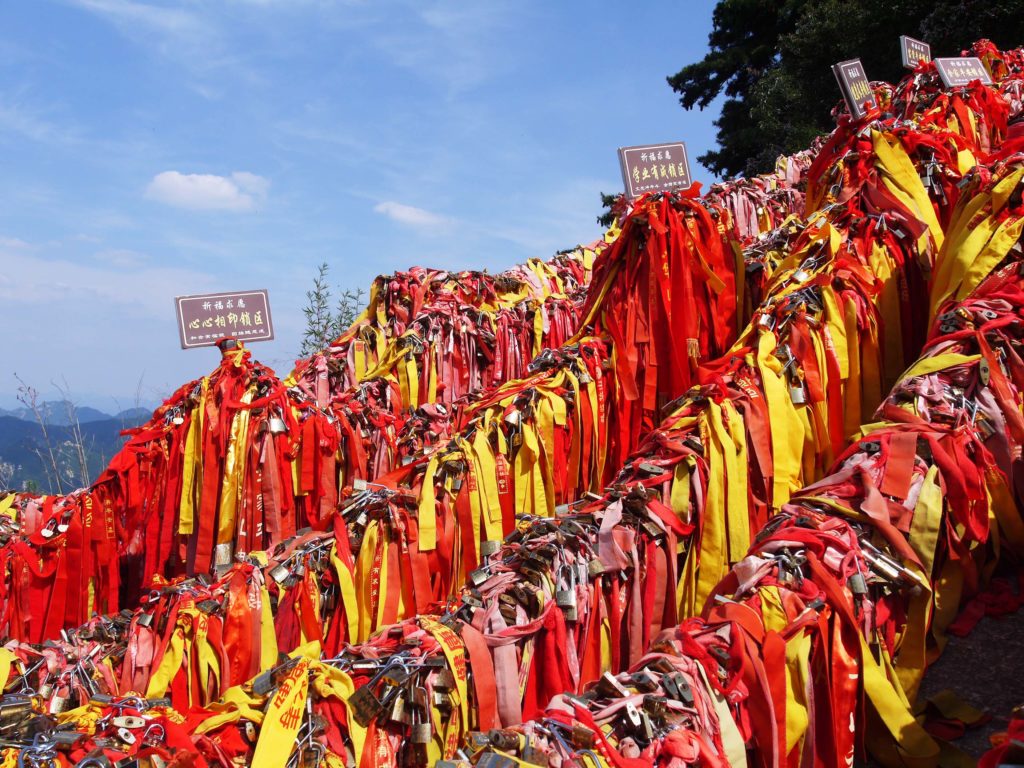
[112,715,147,729]
[570,724,596,749]
[848,572,868,595]
[587,558,605,578]
[642,694,667,718]
[48,695,68,714]
[268,416,287,434]
[788,378,808,405]
[409,687,432,745]
[476,755,518,768]
[269,564,292,584]
[554,565,578,622]
[630,670,658,693]
[434,668,456,691]
[117,727,137,745]
[623,701,642,728]
[486,729,522,751]
[386,687,406,723]
[979,358,991,385]
[468,568,489,587]
[251,670,275,696]
[479,539,501,557]
[347,684,383,726]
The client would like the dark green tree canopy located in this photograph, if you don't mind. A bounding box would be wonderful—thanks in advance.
[670,0,1024,178]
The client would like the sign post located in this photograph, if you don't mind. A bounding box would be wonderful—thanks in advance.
[174,289,274,350]
[618,142,693,200]
[832,59,877,120]
[934,57,993,87]
[900,35,931,69]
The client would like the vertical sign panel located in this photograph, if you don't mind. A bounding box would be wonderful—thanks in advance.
[175,289,274,349]
[900,35,931,69]
[618,142,693,200]
[832,59,877,120]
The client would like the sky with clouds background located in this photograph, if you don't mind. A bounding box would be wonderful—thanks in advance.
[1,0,720,411]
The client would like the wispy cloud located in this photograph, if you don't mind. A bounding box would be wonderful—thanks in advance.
[0,243,216,315]
[373,200,451,231]
[145,171,270,212]
[93,248,148,269]
[371,2,520,95]
[63,0,230,78]
[65,0,208,39]
[0,99,79,145]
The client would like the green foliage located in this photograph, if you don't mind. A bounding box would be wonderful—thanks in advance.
[596,192,622,228]
[300,262,366,357]
[670,0,1024,178]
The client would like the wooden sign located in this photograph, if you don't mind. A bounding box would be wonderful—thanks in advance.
[618,142,692,199]
[934,56,993,87]
[175,289,274,349]
[900,35,931,69]
[832,59,876,120]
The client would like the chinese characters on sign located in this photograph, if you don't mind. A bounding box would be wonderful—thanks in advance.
[175,290,274,350]
[618,143,693,200]
[934,56,993,87]
[900,35,931,69]
[832,59,876,120]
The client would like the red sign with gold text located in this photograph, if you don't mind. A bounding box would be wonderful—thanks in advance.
[175,289,274,349]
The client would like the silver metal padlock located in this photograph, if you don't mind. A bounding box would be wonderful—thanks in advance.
[788,380,807,405]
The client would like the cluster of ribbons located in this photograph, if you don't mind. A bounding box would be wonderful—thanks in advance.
[289,248,599,410]
[0,344,342,629]
[0,42,1023,768]
[704,153,809,244]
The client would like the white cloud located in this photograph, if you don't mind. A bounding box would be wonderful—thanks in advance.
[373,201,451,231]
[145,171,270,212]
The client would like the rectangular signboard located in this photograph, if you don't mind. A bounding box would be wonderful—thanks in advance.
[832,58,876,120]
[900,35,931,69]
[934,56,993,87]
[618,142,692,199]
[175,289,274,349]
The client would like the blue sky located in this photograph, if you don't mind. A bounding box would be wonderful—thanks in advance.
[0,0,720,411]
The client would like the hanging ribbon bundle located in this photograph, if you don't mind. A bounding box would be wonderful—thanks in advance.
[704,152,810,245]
[288,245,602,412]
[0,344,343,631]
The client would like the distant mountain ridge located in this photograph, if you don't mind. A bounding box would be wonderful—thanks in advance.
[0,402,150,427]
[0,402,151,494]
